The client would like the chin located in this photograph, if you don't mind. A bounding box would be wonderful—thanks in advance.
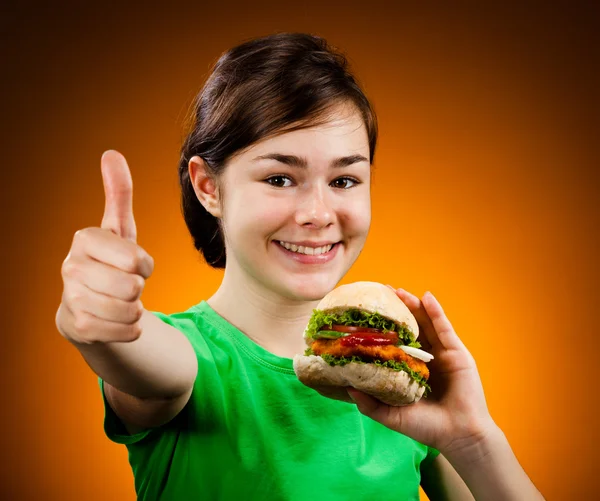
[282,273,343,302]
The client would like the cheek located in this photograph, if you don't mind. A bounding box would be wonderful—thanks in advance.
[224,194,290,239]
[343,197,371,233]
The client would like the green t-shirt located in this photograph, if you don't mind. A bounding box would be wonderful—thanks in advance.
[99,300,439,500]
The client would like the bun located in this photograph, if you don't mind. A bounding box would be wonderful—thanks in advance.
[311,281,419,340]
[295,281,427,407]
[293,355,426,406]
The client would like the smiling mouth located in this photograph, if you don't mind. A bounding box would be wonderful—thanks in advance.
[276,241,340,256]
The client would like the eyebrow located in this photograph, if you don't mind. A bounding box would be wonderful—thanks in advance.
[251,153,369,168]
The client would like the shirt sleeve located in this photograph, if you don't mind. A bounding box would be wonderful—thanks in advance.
[98,377,155,445]
[97,309,201,445]
[420,445,441,469]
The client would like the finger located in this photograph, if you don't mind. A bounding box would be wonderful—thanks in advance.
[348,387,439,446]
[386,285,436,351]
[71,228,154,278]
[59,293,142,343]
[64,255,146,301]
[421,292,465,351]
[64,281,143,324]
[347,388,423,436]
[100,150,137,241]
[347,388,393,423]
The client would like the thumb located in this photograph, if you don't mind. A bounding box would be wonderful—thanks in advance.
[100,150,137,241]
[347,388,433,445]
[347,388,389,420]
[347,388,408,433]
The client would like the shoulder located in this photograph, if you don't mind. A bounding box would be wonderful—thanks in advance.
[150,302,225,354]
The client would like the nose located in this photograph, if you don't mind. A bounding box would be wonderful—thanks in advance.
[295,184,334,229]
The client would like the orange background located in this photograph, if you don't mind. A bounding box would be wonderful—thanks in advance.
[3,2,598,500]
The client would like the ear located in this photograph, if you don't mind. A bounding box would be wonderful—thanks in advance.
[188,156,222,217]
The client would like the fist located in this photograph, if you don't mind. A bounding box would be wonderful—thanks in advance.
[56,150,154,344]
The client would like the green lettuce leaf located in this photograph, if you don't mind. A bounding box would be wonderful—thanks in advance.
[305,308,421,348]
[304,348,431,395]
[311,330,347,339]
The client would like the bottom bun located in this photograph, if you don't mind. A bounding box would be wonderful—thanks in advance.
[293,354,426,407]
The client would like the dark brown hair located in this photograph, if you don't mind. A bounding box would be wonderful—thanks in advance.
[179,32,378,268]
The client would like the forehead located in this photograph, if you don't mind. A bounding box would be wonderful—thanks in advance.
[236,105,369,163]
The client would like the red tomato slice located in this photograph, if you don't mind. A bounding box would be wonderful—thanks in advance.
[326,325,385,333]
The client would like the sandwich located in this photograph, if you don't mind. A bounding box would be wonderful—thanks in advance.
[293,281,434,406]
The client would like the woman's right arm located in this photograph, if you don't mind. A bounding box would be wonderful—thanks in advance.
[64,308,197,431]
[55,151,198,432]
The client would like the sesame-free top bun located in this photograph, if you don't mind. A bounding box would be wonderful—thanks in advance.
[294,281,426,406]
[310,281,419,341]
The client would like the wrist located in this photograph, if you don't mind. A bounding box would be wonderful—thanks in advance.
[440,421,546,500]
[442,419,507,468]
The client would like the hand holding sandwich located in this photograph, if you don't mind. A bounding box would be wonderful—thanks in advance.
[293,281,493,453]
[348,288,545,501]
[347,288,494,454]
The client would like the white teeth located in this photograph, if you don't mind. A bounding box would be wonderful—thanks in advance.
[279,241,334,255]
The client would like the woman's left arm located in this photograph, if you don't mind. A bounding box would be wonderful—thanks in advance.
[421,453,475,501]
[347,289,545,501]
[420,427,544,501]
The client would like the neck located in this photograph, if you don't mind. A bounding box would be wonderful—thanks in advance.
[207,264,320,359]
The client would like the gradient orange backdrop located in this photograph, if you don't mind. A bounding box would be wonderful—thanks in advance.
[3,3,598,500]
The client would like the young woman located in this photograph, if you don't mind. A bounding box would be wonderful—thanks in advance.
[56,33,545,500]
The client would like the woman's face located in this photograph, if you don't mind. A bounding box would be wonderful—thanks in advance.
[219,104,371,302]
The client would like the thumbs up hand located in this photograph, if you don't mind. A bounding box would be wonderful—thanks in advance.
[56,151,155,344]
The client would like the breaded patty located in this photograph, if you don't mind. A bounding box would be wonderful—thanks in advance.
[311,339,430,380]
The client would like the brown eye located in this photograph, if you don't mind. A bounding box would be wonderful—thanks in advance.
[331,177,358,189]
[266,175,292,187]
